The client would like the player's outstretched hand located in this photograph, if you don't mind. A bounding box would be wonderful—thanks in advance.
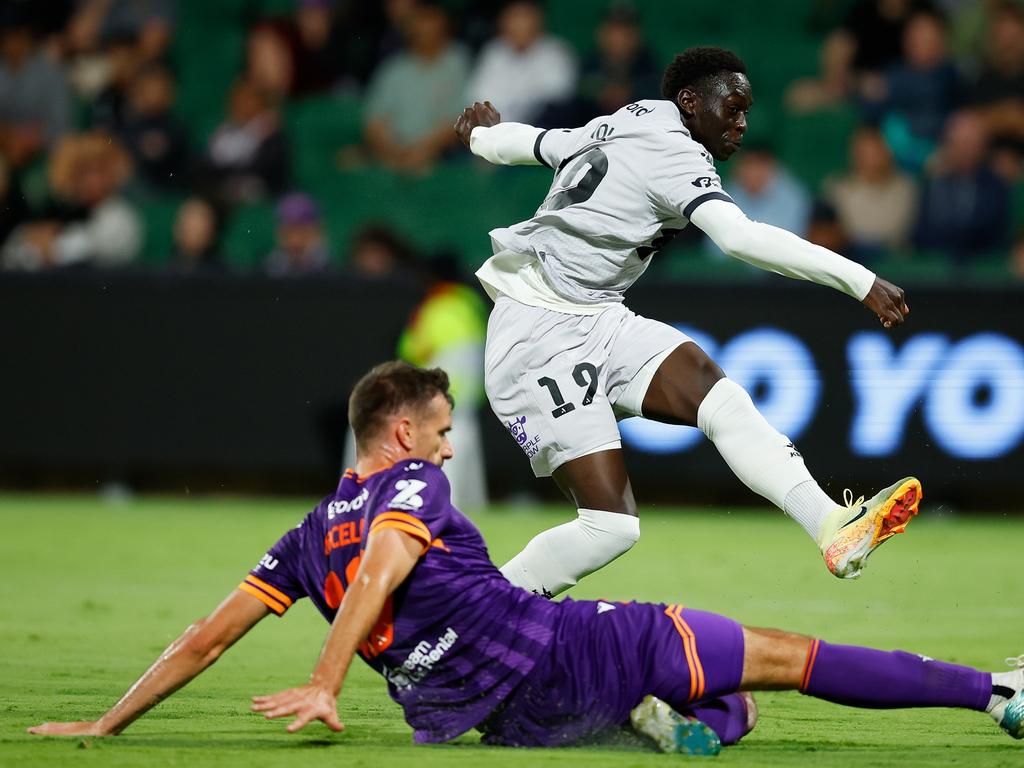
[27,721,107,736]
[454,101,501,147]
[861,276,909,329]
[252,684,344,734]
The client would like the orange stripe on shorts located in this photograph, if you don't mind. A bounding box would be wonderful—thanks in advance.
[664,604,706,702]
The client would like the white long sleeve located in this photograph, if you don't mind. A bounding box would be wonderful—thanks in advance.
[469,123,544,166]
[690,199,876,300]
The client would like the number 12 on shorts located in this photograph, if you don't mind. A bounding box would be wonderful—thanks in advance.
[537,362,598,419]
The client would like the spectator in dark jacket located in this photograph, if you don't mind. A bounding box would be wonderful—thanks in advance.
[0,15,71,169]
[968,1,1024,173]
[861,9,961,169]
[575,6,660,122]
[116,63,190,193]
[913,111,1010,263]
[198,77,289,207]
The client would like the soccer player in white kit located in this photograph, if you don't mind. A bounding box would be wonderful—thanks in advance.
[454,47,922,597]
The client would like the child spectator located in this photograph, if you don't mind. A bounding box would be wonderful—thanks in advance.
[172,197,222,272]
[265,192,330,276]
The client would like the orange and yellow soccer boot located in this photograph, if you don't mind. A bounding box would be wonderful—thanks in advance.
[818,477,922,579]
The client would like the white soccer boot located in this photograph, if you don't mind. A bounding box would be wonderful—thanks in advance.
[990,655,1024,739]
[629,695,721,756]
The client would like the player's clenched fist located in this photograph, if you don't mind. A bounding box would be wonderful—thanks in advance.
[455,101,501,147]
[861,276,910,329]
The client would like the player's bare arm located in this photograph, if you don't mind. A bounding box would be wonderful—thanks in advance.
[28,590,270,737]
[252,526,422,733]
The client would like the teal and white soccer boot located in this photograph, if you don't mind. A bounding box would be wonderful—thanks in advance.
[817,477,922,579]
[630,695,722,756]
[990,655,1024,739]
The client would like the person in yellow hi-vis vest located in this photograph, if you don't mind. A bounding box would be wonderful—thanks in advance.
[397,259,488,509]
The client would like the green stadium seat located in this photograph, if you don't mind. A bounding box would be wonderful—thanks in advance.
[780,105,859,189]
[257,0,296,17]
[545,0,607,56]
[172,0,247,144]
[138,197,186,265]
[872,253,954,285]
[1012,181,1024,231]
[309,161,554,268]
[965,252,1014,285]
[223,203,277,268]
[655,246,761,282]
[285,94,365,189]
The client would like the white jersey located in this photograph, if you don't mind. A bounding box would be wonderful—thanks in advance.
[476,99,730,312]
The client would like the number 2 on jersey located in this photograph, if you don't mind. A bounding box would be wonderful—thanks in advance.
[538,362,598,419]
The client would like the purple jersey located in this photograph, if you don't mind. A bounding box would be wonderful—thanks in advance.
[242,459,561,743]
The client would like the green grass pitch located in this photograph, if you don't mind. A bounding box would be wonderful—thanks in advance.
[2,494,1022,767]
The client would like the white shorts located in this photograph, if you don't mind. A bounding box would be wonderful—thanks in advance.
[484,296,691,477]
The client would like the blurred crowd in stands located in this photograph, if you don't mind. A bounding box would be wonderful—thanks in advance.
[0,0,1022,279]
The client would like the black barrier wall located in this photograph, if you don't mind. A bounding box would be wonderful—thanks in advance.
[2,272,1022,507]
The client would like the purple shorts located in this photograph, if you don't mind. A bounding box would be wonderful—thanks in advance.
[477,599,745,747]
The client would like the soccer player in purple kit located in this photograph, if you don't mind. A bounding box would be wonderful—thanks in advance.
[28,363,1024,753]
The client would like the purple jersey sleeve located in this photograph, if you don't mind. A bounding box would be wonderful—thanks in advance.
[366,462,452,554]
[240,520,309,616]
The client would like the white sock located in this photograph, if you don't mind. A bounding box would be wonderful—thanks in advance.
[784,481,839,544]
[697,378,835,544]
[499,508,640,597]
[988,671,1020,714]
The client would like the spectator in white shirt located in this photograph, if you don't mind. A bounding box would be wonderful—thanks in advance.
[2,132,140,270]
[467,0,576,125]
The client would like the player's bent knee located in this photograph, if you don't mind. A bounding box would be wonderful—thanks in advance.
[578,507,640,558]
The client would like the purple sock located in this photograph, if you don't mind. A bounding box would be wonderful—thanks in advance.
[801,639,991,711]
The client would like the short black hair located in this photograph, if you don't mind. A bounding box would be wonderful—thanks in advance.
[661,46,747,102]
[349,361,453,450]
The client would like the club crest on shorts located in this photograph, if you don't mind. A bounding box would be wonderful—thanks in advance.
[506,415,541,459]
